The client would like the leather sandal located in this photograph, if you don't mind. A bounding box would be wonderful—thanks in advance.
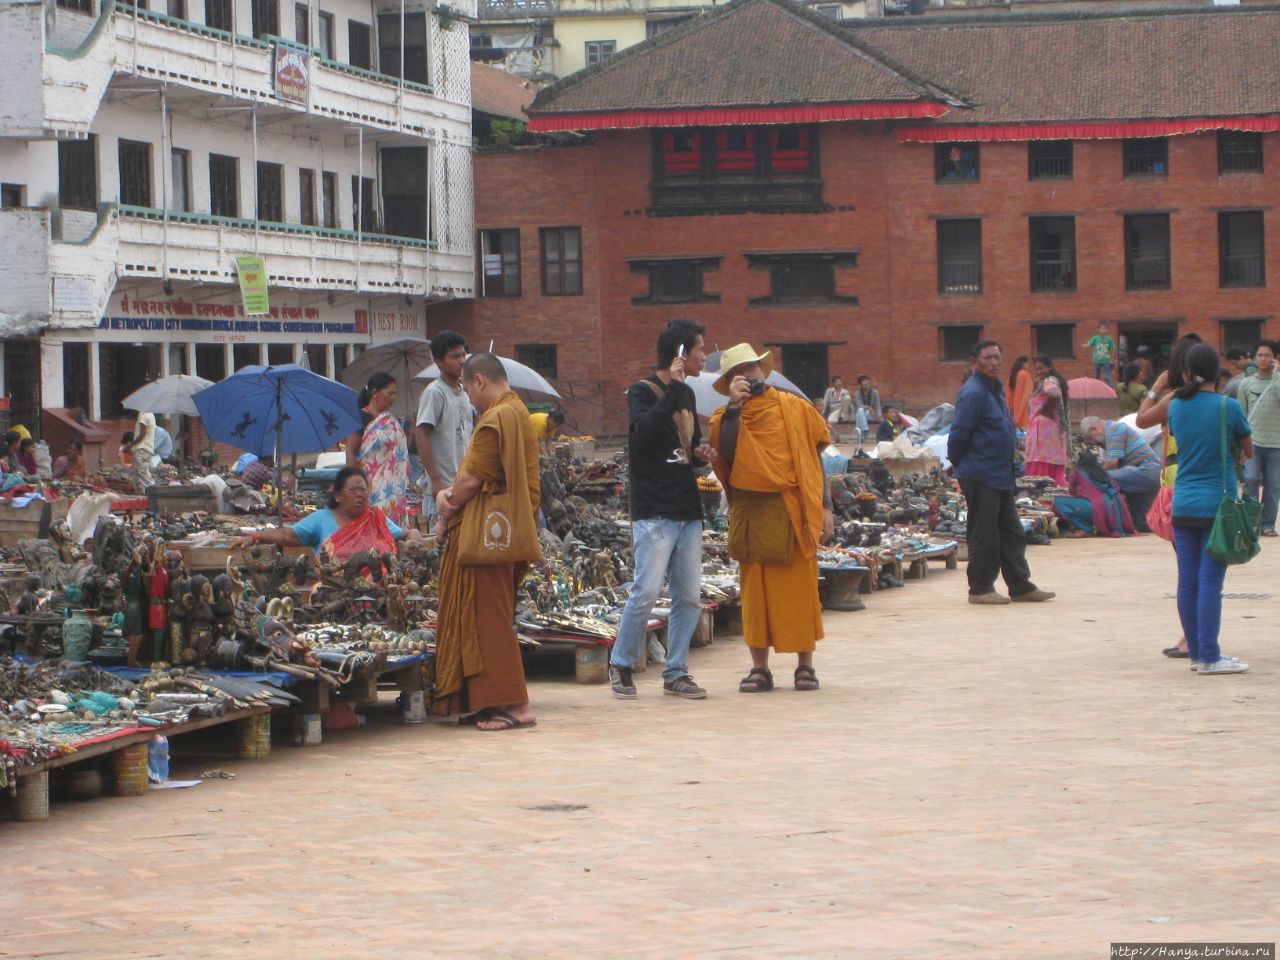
[794,665,819,691]
[738,667,774,693]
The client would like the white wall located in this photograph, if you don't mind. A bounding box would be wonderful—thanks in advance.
[0,141,61,208]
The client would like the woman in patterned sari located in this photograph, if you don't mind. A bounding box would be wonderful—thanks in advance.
[1025,354,1071,485]
[345,372,410,524]
[238,466,420,570]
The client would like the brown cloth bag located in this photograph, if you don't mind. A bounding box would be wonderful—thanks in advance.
[728,487,794,565]
[456,403,542,566]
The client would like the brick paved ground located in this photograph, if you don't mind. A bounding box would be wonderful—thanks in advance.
[4,536,1279,959]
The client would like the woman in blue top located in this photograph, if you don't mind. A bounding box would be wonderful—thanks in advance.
[1166,344,1254,675]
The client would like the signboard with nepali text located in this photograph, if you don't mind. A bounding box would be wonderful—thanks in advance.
[234,256,270,316]
[274,42,311,104]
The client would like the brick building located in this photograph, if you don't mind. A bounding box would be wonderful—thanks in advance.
[434,0,1280,436]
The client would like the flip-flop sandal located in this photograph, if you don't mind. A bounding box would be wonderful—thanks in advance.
[1162,646,1189,659]
[476,710,537,731]
[794,665,820,691]
[738,667,774,693]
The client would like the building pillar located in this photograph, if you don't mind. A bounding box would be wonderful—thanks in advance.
[185,341,197,379]
[0,340,6,397]
[40,336,65,410]
[87,342,101,420]
[223,342,234,376]
[160,343,172,379]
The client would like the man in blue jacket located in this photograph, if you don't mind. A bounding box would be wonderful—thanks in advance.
[948,339,1055,605]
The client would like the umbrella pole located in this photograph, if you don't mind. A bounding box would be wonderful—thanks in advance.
[275,382,284,521]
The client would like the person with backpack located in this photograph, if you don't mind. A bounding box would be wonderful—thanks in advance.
[608,319,716,700]
[1237,339,1280,538]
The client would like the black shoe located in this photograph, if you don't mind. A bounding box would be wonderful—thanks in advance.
[663,675,707,699]
[609,665,637,699]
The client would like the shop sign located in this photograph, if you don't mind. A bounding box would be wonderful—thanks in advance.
[274,42,311,104]
[235,255,270,316]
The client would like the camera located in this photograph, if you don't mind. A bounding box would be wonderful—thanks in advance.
[747,379,767,396]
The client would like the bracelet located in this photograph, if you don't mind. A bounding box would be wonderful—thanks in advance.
[1145,390,1159,400]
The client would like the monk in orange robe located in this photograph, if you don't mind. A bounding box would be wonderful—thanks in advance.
[433,353,541,730]
[1005,356,1034,431]
[708,344,832,693]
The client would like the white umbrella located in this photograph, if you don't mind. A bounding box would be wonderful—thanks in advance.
[341,337,435,420]
[685,370,808,419]
[122,374,215,416]
[414,355,561,399]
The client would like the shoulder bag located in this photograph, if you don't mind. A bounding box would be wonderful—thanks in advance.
[1206,396,1262,566]
[1146,434,1175,542]
[727,488,794,565]
[456,406,542,566]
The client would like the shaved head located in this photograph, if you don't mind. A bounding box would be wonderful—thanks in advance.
[463,352,507,384]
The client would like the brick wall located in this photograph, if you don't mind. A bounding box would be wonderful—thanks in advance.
[442,127,1280,437]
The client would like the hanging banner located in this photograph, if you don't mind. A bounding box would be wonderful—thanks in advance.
[235,256,270,316]
[274,42,311,104]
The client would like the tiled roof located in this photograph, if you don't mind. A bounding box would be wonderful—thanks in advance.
[856,8,1280,125]
[529,0,949,118]
[471,61,536,121]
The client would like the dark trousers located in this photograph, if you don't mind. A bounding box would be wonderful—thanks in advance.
[960,478,1036,597]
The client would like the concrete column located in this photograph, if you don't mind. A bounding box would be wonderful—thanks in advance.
[87,342,100,420]
[185,341,197,379]
[40,336,65,410]
[160,343,172,378]
[0,340,6,397]
[223,342,234,375]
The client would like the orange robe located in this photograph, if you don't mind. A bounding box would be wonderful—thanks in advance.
[710,389,829,653]
[1005,369,1033,431]
[432,391,541,716]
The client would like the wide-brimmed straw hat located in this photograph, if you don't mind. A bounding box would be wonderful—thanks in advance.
[714,343,774,396]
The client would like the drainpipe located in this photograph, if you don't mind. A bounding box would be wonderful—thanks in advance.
[160,84,169,282]
[252,105,260,251]
[356,125,364,291]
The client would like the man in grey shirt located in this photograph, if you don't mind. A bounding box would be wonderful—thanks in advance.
[415,330,473,518]
[1222,347,1252,400]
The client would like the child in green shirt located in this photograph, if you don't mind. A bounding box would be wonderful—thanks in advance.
[1083,321,1116,386]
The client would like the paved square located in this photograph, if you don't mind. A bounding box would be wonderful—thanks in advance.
[4,536,1278,959]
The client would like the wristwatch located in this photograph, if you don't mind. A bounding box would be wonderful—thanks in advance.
[1145,390,1159,400]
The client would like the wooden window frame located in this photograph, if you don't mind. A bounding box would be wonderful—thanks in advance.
[1124,213,1171,290]
[745,251,857,307]
[1123,138,1169,178]
[1028,140,1073,180]
[935,142,980,183]
[117,138,152,208]
[58,135,98,212]
[936,219,983,295]
[1029,216,1077,292]
[540,226,583,296]
[1218,210,1265,289]
[939,324,984,362]
[629,256,721,305]
[209,153,239,218]
[1218,131,1263,175]
[479,228,522,298]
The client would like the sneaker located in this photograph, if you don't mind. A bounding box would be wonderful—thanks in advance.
[609,665,637,699]
[968,591,1011,605]
[1199,657,1249,675]
[663,675,707,699]
[1011,588,1056,603]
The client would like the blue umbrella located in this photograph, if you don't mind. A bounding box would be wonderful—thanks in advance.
[193,365,361,510]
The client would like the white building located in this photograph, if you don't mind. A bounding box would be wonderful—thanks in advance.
[0,0,475,433]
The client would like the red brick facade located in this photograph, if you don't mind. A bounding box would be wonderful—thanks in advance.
[433,125,1278,436]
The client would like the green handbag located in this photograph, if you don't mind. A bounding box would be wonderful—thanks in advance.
[1206,395,1262,566]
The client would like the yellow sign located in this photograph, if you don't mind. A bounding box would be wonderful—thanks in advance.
[235,256,270,316]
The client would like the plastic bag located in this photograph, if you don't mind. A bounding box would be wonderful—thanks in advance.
[148,735,170,784]
[33,440,52,479]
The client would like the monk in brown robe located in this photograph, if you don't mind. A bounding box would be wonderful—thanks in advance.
[709,343,833,693]
[433,353,541,730]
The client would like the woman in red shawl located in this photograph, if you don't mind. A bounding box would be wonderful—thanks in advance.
[239,467,420,566]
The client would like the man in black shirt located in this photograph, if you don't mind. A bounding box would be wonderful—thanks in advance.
[609,319,716,700]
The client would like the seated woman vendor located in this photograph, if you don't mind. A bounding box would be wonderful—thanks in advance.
[237,466,421,566]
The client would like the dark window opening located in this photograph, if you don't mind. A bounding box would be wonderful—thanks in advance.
[1123,138,1168,177]
[1219,210,1265,288]
[1221,318,1264,354]
[541,227,582,296]
[1034,322,1076,359]
[348,20,372,69]
[195,344,226,381]
[937,219,982,294]
[167,0,186,18]
[1,183,24,207]
[780,343,829,399]
[746,251,857,306]
[205,0,231,31]
[940,325,983,362]
[1029,216,1076,292]
[1029,140,1072,180]
[62,343,91,414]
[515,344,557,380]
[251,0,277,38]
[294,2,309,44]
[233,344,261,370]
[815,3,841,18]
[380,146,428,239]
[171,148,191,213]
[209,153,239,218]
[332,345,349,383]
[56,0,93,14]
[99,343,159,417]
[480,229,521,297]
[1124,214,1171,290]
[651,125,821,214]
[318,11,334,57]
[1218,131,1263,175]
[58,135,97,212]
[256,161,283,222]
[585,40,615,66]
[3,341,41,436]
[378,12,428,83]
[304,343,326,373]
[630,256,720,305]
[351,175,377,232]
[935,142,980,182]
[299,168,316,226]
[118,139,152,207]
[321,170,337,228]
[267,344,293,366]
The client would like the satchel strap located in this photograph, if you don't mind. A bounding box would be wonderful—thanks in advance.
[635,379,664,401]
[1218,395,1241,497]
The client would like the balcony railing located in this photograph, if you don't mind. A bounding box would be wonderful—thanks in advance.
[1125,255,1171,290]
[1221,254,1264,288]
[939,258,982,294]
[1031,257,1075,292]
[476,0,557,18]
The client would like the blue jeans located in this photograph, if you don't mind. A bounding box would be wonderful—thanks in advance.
[1107,460,1161,531]
[1094,362,1113,385]
[855,407,870,442]
[1243,444,1280,532]
[610,518,703,681]
[1173,526,1228,663]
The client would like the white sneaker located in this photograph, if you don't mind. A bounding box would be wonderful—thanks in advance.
[1198,657,1249,675]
